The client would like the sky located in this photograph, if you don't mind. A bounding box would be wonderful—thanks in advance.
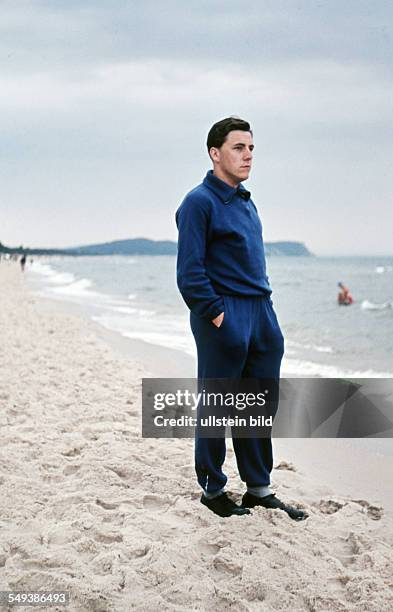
[1,0,392,255]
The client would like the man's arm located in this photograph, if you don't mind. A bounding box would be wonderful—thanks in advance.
[176,194,224,321]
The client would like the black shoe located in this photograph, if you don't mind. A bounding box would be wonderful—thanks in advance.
[201,492,251,517]
[242,492,308,521]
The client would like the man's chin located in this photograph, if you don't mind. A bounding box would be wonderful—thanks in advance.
[238,171,251,182]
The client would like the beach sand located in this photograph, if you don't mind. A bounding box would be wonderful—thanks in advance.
[1,263,393,611]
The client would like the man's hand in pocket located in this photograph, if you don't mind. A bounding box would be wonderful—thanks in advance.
[212,312,224,328]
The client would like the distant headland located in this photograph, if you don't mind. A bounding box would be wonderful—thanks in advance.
[0,238,313,257]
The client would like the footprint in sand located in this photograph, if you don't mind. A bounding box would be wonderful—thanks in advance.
[96,498,120,510]
[318,499,345,514]
[350,499,383,520]
[63,464,81,476]
[178,464,195,478]
[61,447,82,457]
[274,460,297,472]
[93,531,123,544]
[106,465,142,484]
[318,498,383,521]
[197,538,231,556]
[338,531,367,567]
[142,494,171,511]
[198,542,221,555]
[213,554,243,576]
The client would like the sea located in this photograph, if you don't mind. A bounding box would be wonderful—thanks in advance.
[28,254,393,379]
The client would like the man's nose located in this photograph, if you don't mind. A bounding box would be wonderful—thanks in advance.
[244,149,253,160]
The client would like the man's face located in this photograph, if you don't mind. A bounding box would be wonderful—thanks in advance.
[210,130,254,186]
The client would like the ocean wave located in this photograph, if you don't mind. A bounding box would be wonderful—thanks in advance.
[375,265,393,274]
[51,278,95,297]
[107,306,156,316]
[286,339,334,354]
[361,300,392,311]
[30,260,126,306]
[282,357,393,378]
[47,271,76,284]
[30,261,59,278]
[30,261,77,286]
[122,331,196,356]
[91,312,193,355]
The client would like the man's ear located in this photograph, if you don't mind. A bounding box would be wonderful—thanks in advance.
[209,147,220,163]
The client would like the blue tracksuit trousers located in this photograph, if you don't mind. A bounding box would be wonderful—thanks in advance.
[190,294,285,494]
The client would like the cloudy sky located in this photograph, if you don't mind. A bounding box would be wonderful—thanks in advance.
[1,0,392,255]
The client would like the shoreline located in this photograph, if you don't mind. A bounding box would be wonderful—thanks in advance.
[1,263,393,611]
[26,268,196,379]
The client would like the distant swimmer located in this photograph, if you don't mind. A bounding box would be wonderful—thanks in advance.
[337,282,353,306]
[20,253,27,272]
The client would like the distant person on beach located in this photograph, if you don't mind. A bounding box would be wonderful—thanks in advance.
[337,282,353,306]
[176,117,307,521]
[20,254,27,272]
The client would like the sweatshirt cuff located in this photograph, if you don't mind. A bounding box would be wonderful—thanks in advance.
[203,299,225,321]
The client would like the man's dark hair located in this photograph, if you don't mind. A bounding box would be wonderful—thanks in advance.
[207,116,252,154]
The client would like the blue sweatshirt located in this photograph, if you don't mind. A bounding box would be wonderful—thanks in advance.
[175,170,271,320]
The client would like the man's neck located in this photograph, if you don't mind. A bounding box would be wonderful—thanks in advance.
[212,168,239,189]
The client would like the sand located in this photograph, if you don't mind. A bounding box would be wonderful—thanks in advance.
[1,262,393,611]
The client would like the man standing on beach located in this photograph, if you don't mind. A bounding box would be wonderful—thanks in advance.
[175,117,307,521]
